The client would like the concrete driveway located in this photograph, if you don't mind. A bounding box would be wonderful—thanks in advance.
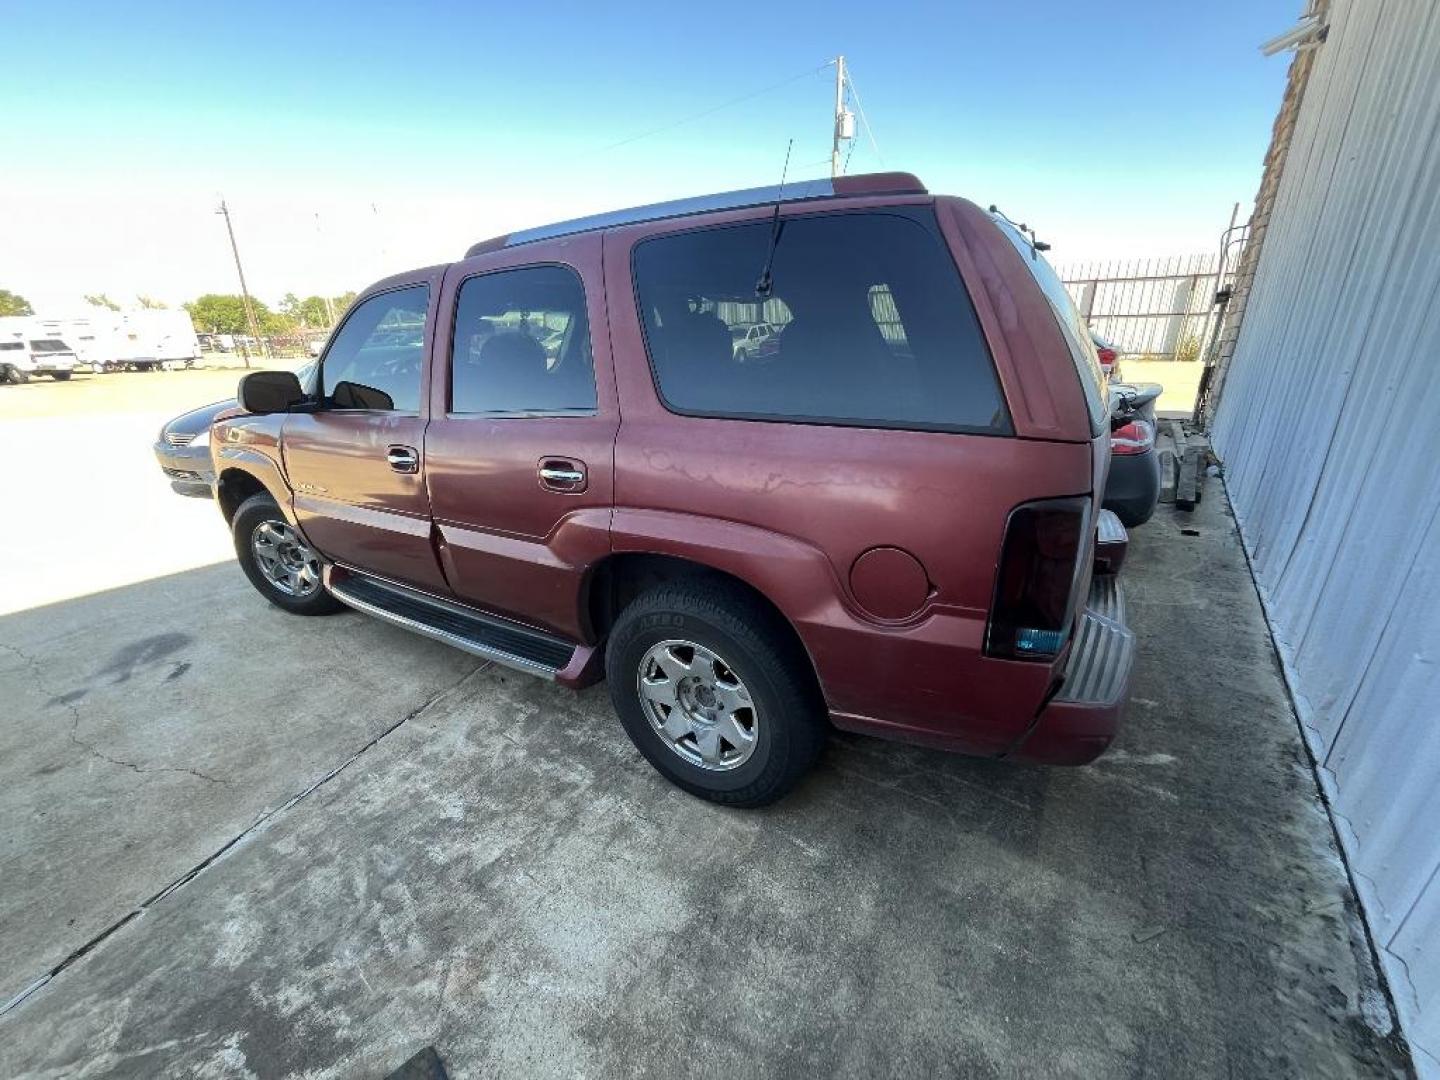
[0,374,1412,1077]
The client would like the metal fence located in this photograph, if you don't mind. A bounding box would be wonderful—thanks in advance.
[1058,253,1225,361]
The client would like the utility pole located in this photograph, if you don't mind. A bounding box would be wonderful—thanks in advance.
[831,55,847,179]
[216,198,264,368]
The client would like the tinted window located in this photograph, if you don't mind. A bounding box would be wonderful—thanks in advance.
[322,285,428,412]
[993,217,1107,435]
[450,265,596,415]
[0,342,21,351]
[633,210,1008,433]
[29,339,71,353]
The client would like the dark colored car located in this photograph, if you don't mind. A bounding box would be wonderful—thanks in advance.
[154,363,315,497]
[211,173,1136,806]
[1103,382,1162,527]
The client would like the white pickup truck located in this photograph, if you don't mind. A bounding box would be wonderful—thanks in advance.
[0,335,77,382]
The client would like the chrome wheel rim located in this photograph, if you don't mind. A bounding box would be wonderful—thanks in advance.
[251,519,321,597]
[637,639,758,771]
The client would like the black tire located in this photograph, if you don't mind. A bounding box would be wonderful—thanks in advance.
[51,372,72,381]
[605,579,826,807]
[8,366,29,384]
[232,493,344,616]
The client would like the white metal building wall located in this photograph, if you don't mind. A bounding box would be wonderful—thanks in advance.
[1212,1,1440,1072]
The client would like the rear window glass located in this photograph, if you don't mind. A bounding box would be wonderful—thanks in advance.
[29,339,70,353]
[992,217,1107,434]
[632,210,1009,434]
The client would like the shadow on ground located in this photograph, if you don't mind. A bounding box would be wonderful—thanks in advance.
[0,492,1412,1079]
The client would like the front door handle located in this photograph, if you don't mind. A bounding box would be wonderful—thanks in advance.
[538,458,587,493]
[386,445,419,474]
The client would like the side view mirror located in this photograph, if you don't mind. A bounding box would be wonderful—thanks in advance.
[238,370,305,414]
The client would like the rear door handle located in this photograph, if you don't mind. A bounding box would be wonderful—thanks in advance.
[387,445,419,473]
[538,458,587,492]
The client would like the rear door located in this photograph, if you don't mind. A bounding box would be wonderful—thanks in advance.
[422,234,617,641]
[282,277,452,594]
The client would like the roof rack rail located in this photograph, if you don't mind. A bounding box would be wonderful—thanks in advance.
[465,171,927,258]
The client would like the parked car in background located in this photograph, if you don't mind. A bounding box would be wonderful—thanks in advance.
[731,321,779,361]
[153,362,316,497]
[1103,382,1162,527]
[212,173,1135,806]
[0,337,78,382]
[1092,331,1122,382]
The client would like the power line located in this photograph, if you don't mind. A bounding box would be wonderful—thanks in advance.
[843,64,883,173]
[591,61,834,156]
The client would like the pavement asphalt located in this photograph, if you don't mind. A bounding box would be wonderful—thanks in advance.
[0,376,1415,1078]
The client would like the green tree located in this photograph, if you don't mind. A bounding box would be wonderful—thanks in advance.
[136,295,168,310]
[84,293,121,311]
[184,294,272,335]
[0,289,33,316]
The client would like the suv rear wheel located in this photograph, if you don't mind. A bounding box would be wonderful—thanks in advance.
[606,580,826,806]
[232,493,344,616]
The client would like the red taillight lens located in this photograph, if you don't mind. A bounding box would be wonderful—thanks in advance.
[986,498,1090,661]
[1097,347,1117,372]
[1111,418,1155,456]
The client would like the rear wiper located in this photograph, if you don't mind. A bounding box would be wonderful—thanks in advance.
[755,139,794,298]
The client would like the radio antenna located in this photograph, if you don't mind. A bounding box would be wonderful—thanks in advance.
[755,139,794,298]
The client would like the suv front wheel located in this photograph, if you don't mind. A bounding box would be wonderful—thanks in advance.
[606,580,826,806]
[232,493,344,616]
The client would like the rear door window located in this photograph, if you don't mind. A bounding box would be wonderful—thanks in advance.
[449,265,597,415]
[632,209,1010,434]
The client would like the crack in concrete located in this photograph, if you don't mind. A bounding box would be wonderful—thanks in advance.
[0,641,229,786]
[0,660,490,1019]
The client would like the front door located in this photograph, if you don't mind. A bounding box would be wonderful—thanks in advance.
[423,237,617,641]
[283,279,451,594]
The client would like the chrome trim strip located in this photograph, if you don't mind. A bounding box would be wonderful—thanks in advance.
[492,179,837,251]
[328,579,561,681]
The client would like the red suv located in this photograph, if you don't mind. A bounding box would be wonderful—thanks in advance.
[212,173,1134,806]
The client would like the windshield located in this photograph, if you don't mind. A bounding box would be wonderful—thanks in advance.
[29,339,73,353]
[992,216,1107,435]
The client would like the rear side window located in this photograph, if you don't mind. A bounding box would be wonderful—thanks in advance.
[0,342,22,351]
[450,265,596,415]
[632,210,1009,434]
[993,217,1107,435]
[322,285,429,412]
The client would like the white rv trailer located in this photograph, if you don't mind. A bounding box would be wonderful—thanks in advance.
[29,310,200,371]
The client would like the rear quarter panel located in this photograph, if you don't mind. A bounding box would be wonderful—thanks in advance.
[604,200,1096,754]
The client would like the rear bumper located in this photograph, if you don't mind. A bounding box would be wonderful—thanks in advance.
[1007,575,1136,765]
[1103,449,1161,527]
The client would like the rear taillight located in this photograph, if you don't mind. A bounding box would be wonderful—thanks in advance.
[1111,418,1155,456]
[986,497,1090,661]
[1097,347,1117,372]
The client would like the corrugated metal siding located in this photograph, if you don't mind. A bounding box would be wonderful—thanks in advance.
[1212,0,1440,1072]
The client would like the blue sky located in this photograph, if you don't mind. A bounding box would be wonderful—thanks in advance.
[2,0,1299,309]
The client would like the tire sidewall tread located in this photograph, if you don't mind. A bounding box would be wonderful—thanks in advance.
[606,579,825,807]
[232,493,344,616]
